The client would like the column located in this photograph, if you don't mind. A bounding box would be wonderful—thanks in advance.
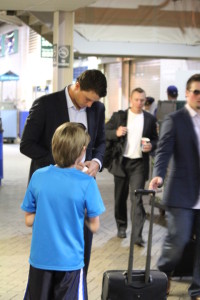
[53,11,74,91]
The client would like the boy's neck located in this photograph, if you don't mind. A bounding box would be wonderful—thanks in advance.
[55,164,75,169]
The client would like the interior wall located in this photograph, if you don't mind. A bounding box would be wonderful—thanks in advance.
[121,60,130,110]
[0,24,53,110]
[104,62,122,120]
[0,24,28,105]
[160,59,200,101]
[26,29,53,110]
[105,59,161,119]
[129,59,160,101]
[104,57,200,120]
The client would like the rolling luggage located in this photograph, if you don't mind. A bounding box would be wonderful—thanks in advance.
[101,189,168,300]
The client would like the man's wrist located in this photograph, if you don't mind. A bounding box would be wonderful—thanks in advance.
[158,177,163,187]
[92,158,101,171]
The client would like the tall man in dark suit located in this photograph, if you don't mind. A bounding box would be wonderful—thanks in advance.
[149,74,200,300]
[20,69,107,275]
[105,87,158,245]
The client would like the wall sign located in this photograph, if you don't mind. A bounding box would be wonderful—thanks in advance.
[0,30,18,56]
[53,44,57,66]
[58,45,70,68]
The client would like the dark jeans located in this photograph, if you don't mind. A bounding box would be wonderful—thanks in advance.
[84,221,93,276]
[114,157,146,241]
[157,207,200,298]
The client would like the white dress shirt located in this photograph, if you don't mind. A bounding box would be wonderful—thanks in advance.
[65,86,101,168]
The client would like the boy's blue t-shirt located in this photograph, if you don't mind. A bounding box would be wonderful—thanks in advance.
[21,165,105,271]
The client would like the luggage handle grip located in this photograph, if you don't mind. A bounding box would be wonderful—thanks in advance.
[124,271,153,288]
[134,189,155,196]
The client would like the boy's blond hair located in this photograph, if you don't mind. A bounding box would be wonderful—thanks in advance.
[52,122,90,167]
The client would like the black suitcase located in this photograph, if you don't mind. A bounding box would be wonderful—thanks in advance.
[101,189,168,300]
[172,238,195,277]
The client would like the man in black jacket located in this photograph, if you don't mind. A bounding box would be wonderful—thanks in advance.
[149,74,200,300]
[20,69,107,275]
[105,87,158,245]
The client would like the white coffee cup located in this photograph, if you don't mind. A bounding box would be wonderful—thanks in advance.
[141,137,150,151]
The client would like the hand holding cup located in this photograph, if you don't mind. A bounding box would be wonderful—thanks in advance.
[141,137,151,152]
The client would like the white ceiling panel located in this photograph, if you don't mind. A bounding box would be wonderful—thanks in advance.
[0,0,200,57]
[0,0,97,12]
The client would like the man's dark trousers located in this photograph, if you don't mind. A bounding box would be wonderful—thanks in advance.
[114,157,146,241]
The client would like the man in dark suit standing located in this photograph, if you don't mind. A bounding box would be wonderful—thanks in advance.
[20,69,107,275]
[149,74,200,300]
[105,87,158,245]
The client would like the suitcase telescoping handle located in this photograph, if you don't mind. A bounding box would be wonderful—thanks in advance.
[127,189,156,285]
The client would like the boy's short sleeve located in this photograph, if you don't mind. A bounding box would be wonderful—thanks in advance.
[85,178,105,218]
[21,179,36,213]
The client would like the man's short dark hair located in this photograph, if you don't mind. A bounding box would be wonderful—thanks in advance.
[186,74,200,90]
[76,69,107,98]
[130,87,145,97]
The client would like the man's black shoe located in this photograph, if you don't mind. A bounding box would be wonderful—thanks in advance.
[117,228,126,238]
[135,238,145,247]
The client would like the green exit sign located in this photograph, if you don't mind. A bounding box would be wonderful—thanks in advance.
[41,37,53,58]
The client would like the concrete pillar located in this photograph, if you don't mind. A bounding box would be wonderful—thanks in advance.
[53,11,74,92]
[121,60,130,110]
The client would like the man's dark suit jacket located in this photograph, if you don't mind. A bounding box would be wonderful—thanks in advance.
[153,107,200,208]
[20,88,105,179]
[105,109,158,180]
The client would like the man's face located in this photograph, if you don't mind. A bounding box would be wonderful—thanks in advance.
[73,82,100,109]
[186,81,200,112]
[130,91,146,114]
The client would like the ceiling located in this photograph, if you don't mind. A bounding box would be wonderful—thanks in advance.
[0,0,200,58]
[0,0,96,12]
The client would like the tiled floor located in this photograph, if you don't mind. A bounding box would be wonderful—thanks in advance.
[0,143,192,299]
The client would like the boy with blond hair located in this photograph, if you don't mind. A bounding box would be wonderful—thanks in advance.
[21,122,105,300]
